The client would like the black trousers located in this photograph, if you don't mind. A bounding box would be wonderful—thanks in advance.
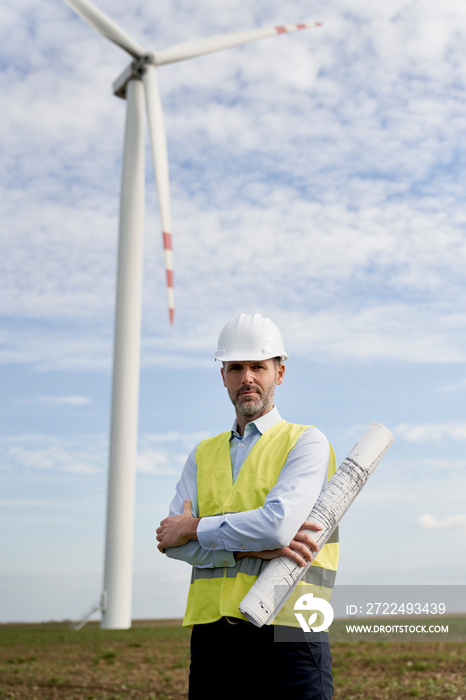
[188,618,333,700]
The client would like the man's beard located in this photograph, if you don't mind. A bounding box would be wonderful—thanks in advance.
[229,384,274,418]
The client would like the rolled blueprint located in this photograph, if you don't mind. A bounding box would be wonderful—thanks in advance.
[239,421,394,626]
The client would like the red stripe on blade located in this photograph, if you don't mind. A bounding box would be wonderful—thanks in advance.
[166,270,174,288]
[275,26,287,33]
[163,231,172,250]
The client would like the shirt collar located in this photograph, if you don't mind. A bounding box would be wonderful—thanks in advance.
[231,406,282,438]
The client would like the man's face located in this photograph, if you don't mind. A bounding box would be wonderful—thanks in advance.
[221,358,285,422]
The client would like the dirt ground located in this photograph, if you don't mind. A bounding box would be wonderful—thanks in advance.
[0,621,464,700]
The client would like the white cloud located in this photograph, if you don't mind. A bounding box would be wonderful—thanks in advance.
[1,429,208,478]
[0,432,107,476]
[1,0,466,369]
[407,458,466,470]
[0,499,98,509]
[394,422,466,443]
[7,444,102,474]
[0,327,113,371]
[19,395,93,407]
[417,514,466,530]
[136,431,209,476]
[137,451,182,477]
[438,378,466,393]
[143,430,210,445]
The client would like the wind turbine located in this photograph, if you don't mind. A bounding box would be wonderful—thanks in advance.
[62,0,322,629]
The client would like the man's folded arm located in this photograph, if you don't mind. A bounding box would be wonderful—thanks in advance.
[162,427,329,566]
[196,428,329,552]
[163,446,236,568]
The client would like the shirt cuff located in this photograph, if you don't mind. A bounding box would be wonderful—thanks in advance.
[197,514,226,550]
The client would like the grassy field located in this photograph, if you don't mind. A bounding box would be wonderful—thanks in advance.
[0,619,464,700]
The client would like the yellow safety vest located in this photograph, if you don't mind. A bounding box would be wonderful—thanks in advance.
[182,419,339,627]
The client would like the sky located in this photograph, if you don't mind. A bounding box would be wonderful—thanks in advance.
[1,0,465,624]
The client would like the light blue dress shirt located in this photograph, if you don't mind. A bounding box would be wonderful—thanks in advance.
[165,407,330,569]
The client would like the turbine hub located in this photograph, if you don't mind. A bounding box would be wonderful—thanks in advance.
[141,51,158,67]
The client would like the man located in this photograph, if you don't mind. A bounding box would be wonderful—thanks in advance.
[156,313,338,700]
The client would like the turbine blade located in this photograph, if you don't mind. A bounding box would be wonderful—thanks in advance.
[62,0,145,59]
[156,21,321,66]
[142,65,175,324]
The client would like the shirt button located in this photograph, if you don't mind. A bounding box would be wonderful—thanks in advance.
[240,545,245,550]
[211,544,215,549]
[239,443,245,447]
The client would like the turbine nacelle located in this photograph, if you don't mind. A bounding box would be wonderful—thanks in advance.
[113,61,140,100]
[113,53,158,100]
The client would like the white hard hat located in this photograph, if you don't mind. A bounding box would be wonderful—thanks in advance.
[215,313,288,362]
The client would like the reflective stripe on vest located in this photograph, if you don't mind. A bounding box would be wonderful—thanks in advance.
[182,420,339,627]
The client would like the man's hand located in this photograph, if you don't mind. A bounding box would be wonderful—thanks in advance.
[235,520,322,567]
[157,499,200,553]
